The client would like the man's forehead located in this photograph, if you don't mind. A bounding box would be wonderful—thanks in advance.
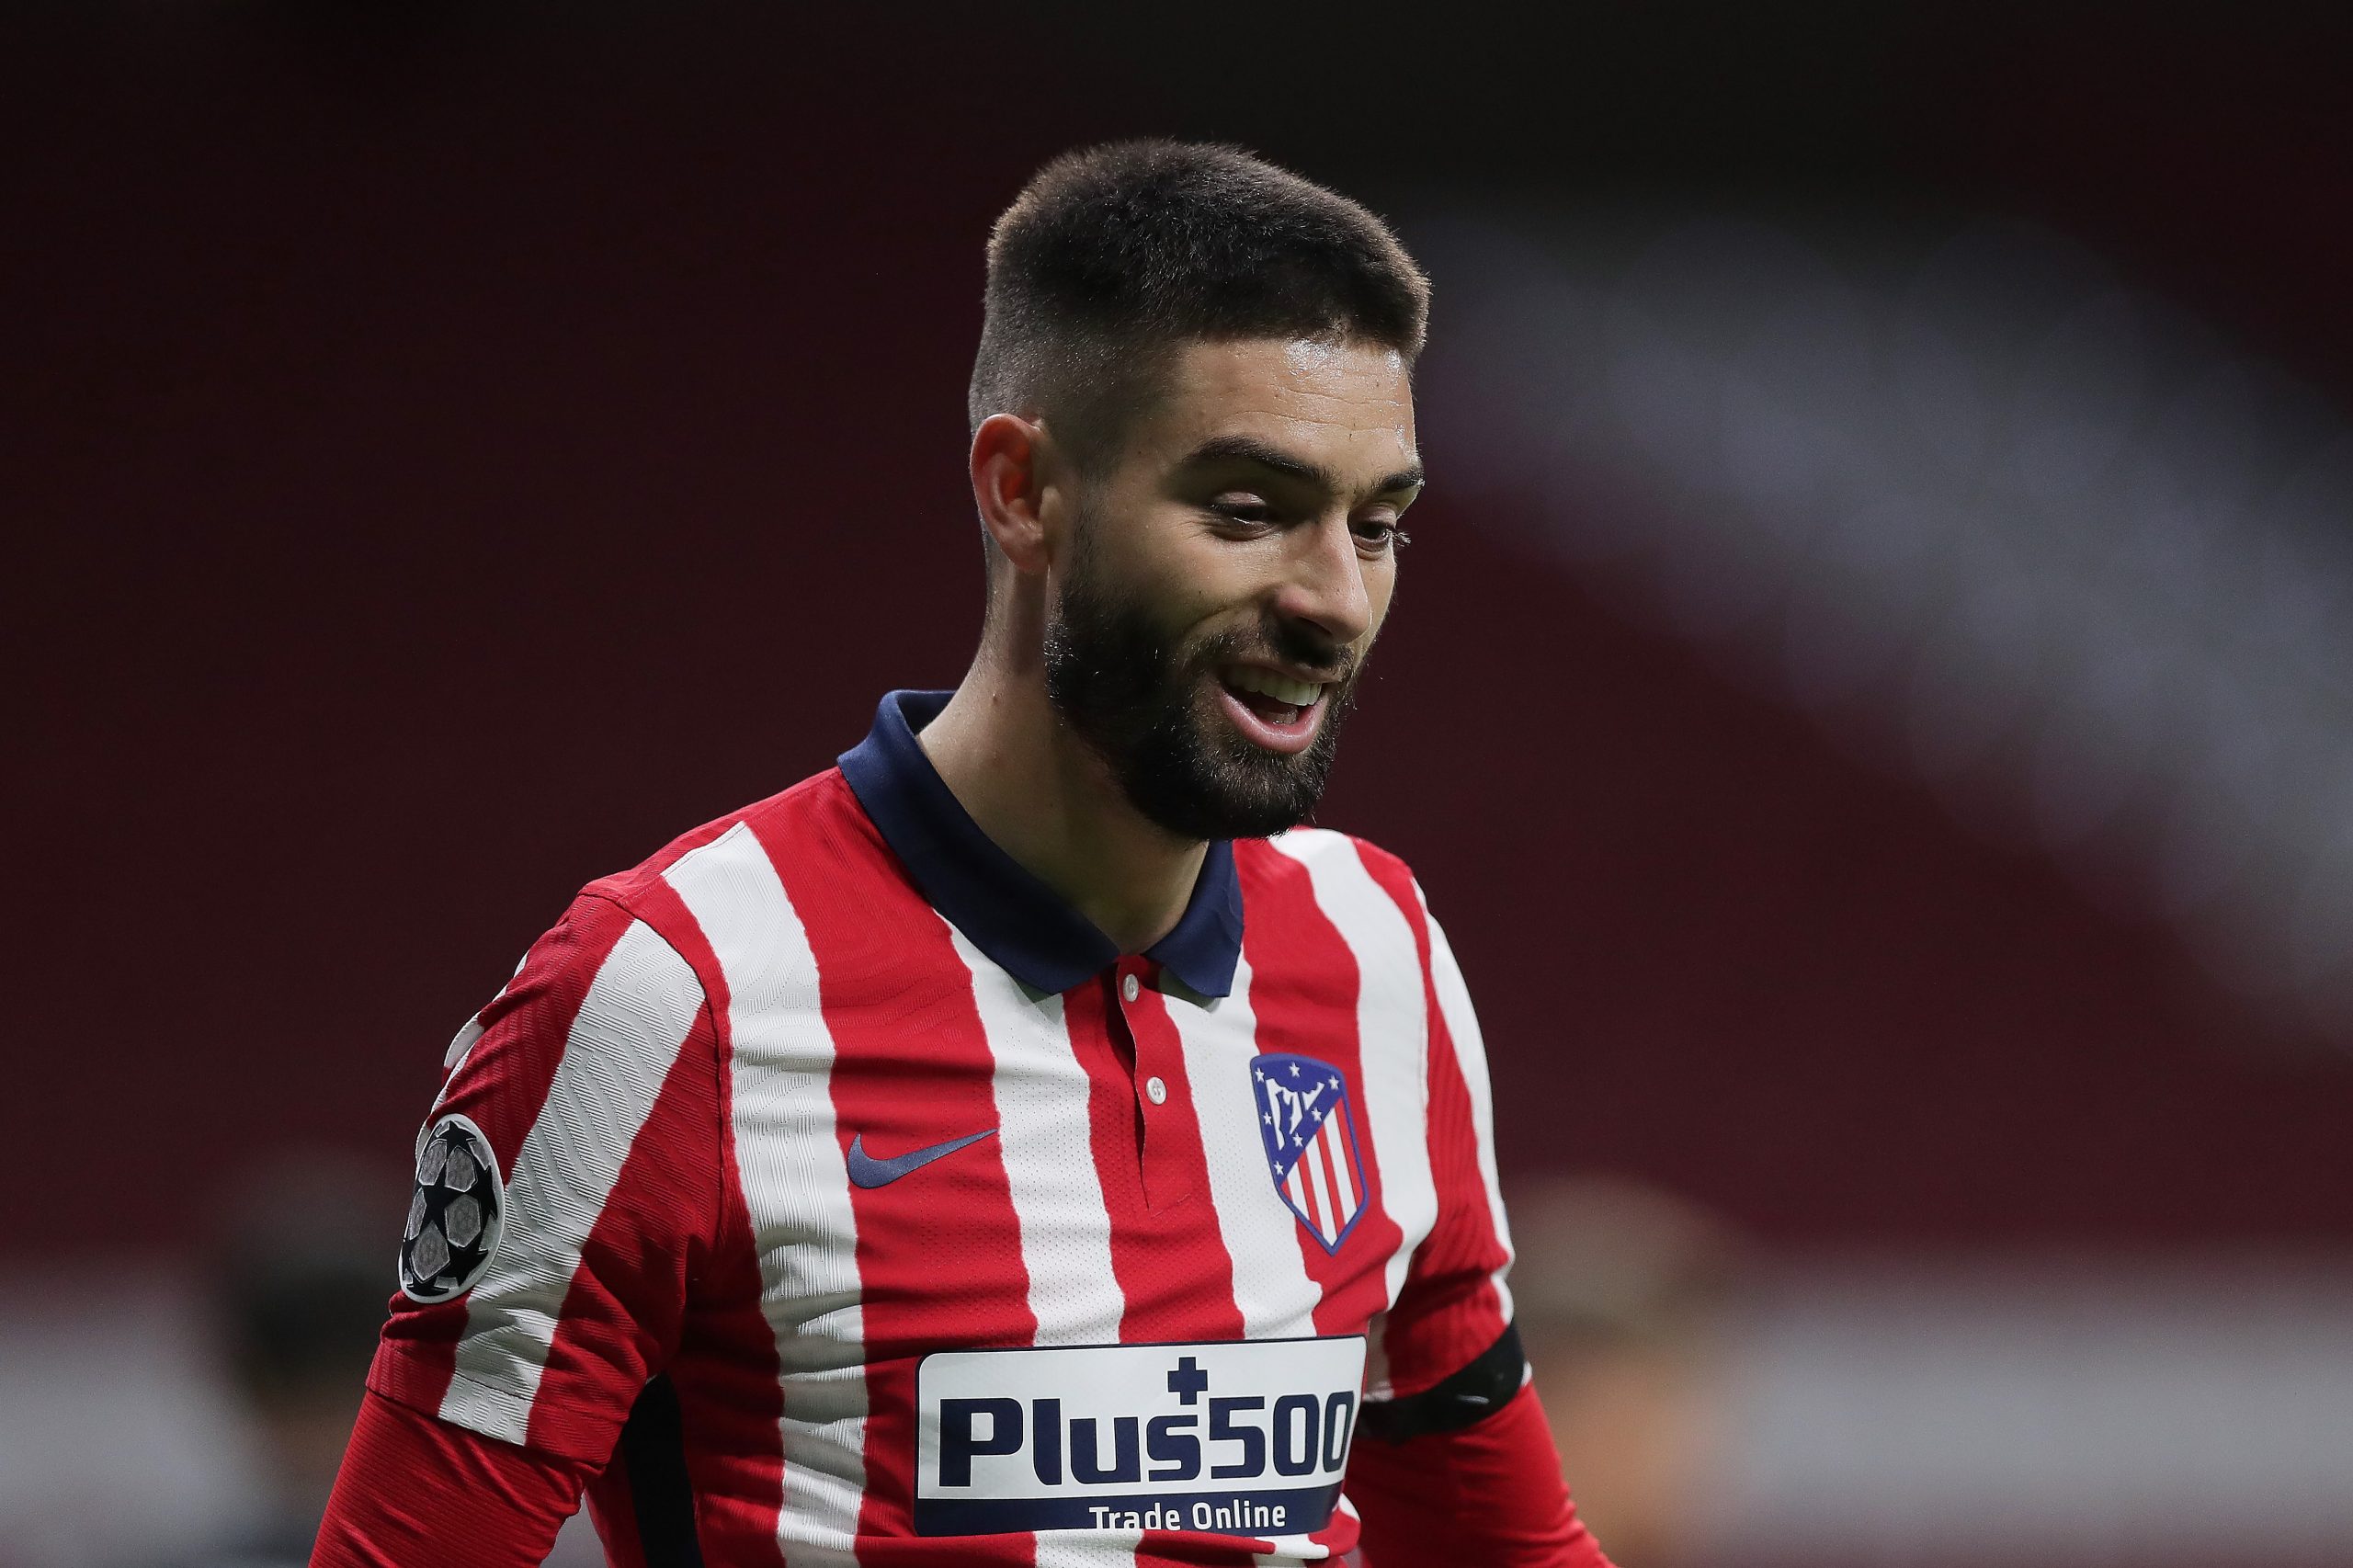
[1154,336,1417,474]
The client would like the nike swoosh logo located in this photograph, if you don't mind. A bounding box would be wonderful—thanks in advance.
[846,1128,998,1189]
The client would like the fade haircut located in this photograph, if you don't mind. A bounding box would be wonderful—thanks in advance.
[969,141,1429,480]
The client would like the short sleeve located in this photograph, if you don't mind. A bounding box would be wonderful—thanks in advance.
[368,892,723,1462]
[1377,887,1520,1400]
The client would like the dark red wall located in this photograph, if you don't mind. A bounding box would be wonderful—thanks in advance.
[8,6,2348,1259]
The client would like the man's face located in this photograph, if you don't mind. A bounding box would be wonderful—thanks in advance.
[1042,336,1421,841]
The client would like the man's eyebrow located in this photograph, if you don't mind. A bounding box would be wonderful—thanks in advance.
[1178,434,1425,497]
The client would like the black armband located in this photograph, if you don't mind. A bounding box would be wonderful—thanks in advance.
[1354,1322,1528,1444]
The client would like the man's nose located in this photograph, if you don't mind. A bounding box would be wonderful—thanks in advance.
[1271,514,1374,648]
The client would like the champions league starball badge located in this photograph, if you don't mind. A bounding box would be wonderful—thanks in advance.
[399,1113,505,1303]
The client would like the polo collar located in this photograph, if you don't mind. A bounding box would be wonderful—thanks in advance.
[836,690,1244,998]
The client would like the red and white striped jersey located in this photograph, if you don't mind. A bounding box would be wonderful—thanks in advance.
[371,690,1522,1566]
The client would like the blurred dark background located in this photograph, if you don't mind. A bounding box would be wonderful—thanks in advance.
[6,4,2351,1565]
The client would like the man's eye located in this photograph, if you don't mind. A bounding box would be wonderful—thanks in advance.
[1354,519,1410,551]
[1207,498,1274,526]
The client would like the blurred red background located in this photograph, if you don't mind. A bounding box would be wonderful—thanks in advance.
[6,6,2350,1566]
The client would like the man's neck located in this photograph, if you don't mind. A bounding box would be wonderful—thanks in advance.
[917,663,1208,958]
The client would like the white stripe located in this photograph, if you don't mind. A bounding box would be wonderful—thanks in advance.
[1032,1532,1147,1566]
[442,919,699,1440]
[1420,892,1518,1323]
[948,925,1137,1568]
[1268,831,1438,1310]
[947,924,1126,1347]
[1169,949,1327,1340]
[664,822,866,1565]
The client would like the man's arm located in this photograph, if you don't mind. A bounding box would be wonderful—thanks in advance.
[315,1393,589,1566]
[313,892,726,1565]
[1347,852,1615,1566]
[1346,1323,1606,1565]
[1350,1381,1604,1566]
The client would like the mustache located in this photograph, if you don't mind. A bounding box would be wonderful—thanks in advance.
[1193,614,1358,687]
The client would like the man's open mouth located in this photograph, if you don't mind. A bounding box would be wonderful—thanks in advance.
[1215,665,1331,754]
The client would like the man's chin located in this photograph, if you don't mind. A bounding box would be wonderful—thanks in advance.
[1134,787,1321,843]
[1112,704,1336,841]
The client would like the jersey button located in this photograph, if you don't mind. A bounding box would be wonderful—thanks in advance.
[1121,973,1142,1003]
[1145,1075,1168,1105]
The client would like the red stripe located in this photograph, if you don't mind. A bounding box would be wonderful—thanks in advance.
[764,776,1034,1564]
[617,874,789,1562]
[1307,1131,1336,1241]
[1234,841,1404,1336]
[371,892,635,1416]
[1354,845,1511,1396]
[1315,1119,1347,1239]
[1334,1110,1368,1228]
[1051,967,1263,1568]
[1064,977,1168,1322]
[1282,1114,1316,1236]
[1118,972,1246,1339]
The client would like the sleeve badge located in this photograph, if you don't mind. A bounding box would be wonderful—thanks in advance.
[399,1113,506,1303]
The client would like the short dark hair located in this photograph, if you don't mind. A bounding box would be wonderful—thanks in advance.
[969,140,1429,473]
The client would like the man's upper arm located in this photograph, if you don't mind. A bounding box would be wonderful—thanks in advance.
[368,889,726,1464]
[1358,858,1520,1406]
[1341,858,1612,1565]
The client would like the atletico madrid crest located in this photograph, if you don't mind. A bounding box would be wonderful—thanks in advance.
[1251,1053,1369,1254]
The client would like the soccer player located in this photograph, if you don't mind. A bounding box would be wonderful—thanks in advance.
[314,141,1612,1567]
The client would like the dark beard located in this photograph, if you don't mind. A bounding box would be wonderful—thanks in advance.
[1043,531,1360,843]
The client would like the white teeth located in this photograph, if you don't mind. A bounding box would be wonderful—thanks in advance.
[1227,667,1324,708]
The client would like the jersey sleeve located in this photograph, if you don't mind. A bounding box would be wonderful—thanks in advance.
[313,1391,591,1566]
[1345,864,1613,1564]
[1348,1382,1611,1568]
[366,890,725,1465]
[1375,877,1520,1401]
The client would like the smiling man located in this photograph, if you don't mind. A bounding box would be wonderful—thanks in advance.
[315,142,1609,1568]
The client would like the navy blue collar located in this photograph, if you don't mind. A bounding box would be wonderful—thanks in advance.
[836,690,1244,998]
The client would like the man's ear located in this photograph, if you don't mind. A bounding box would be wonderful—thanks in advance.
[970,413,1063,577]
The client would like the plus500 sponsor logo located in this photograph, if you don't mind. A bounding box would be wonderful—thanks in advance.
[914,1336,1365,1537]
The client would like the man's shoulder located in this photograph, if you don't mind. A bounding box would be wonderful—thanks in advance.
[578,766,871,913]
[1245,824,1426,898]
[462,768,880,1057]
[1242,827,1437,954]
[505,766,883,1008]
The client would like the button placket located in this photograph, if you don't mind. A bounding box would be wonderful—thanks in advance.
[1113,959,1194,1209]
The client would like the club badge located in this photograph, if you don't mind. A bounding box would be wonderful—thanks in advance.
[399,1113,505,1303]
[1252,1053,1369,1254]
